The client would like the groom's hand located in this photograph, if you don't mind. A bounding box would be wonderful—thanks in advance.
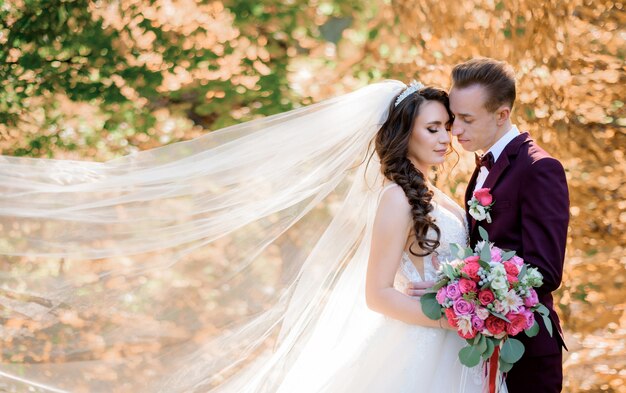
[405,281,435,297]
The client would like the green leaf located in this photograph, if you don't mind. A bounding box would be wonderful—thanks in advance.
[465,335,479,346]
[482,338,495,359]
[501,250,516,261]
[432,278,449,291]
[420,293,442,320]
[518,264,527,280]
[500,338,525,364]
[499,359,514,373]
[480,243,492,263]
[478,226,489,242]
[459,345,483,367]
[536,304,550,316]
[464,247,474,258]
[476,334,487,353]
[450,243,462,259]
[541,314,554,337]
[442,263,456,280]
[525,319,540,337]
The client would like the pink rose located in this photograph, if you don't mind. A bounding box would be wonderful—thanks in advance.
[493,300,505,314]
[464,255,480,264]
[436,287,447,304]
[503,261,519,276]
[475,306,490,320]
[445,308,458,327]
[478,289,495,306]
[522,309,536,329]
[462,262,481,281]
[485,315,506,335]
[446,282,462,300]
[511,255,524,267]
[453,299,475,315]
[524,288,539,308]
[505,312,528,336]
[471,315,485,331]
[507,274,519,284]
[473,188,493,206]
[459,278,477,294]
[491,247,503,263]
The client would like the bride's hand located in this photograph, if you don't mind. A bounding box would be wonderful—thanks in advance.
[439,317,457,331]
[405,281,435,297]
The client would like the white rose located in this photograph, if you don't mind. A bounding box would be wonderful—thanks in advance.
[529,269,543,280]
[491,275,508,291]
[469,204,487,221]
[491,265,506,277]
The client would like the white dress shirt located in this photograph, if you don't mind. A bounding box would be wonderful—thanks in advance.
[474,125,520,191]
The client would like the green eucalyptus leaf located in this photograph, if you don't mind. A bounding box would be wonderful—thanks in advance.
[500,338,525,364]
[501,250,516,261]
[450,243,462,259]
[480,244,492,263]
[420,293,442,320]
[536,304,550,316]
[542,314,554,337]
[499,359,514,373]
[442,263,456,280]
[482,338,495,359]
[518,264,527,280]
[525,319,540,337]
[432,278,449,291]
[459,345,482,367]
[476,334,487,353]
[478,226,489,242]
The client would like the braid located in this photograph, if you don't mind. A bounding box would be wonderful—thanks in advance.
[375,86,452,256]
[383,157,440,256]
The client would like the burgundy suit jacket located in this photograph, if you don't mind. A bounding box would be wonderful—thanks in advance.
[465,132,569,357]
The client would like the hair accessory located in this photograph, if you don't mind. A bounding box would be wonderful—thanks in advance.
[394,80,425,107]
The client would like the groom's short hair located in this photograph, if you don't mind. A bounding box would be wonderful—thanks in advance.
[451,58,516,112]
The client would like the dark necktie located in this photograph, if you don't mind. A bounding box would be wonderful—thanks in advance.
[475,152,495,170]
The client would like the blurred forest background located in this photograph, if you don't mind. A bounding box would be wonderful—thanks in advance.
[0,0,624,392]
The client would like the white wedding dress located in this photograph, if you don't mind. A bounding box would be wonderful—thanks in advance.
[271,183,486,393]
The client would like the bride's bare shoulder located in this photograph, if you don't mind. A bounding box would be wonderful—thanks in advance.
[378,183,411,215]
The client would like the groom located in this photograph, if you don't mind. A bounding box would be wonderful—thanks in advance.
[408,58,569,392]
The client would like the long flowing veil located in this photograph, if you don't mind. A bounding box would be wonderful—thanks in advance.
[0,80,406,392]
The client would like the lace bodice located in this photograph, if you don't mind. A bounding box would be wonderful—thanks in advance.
[380,184,469,292]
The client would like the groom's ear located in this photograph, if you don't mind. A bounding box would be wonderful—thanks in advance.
[494,105,511,126]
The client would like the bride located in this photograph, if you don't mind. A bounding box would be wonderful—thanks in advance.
[269,84,485,393]
[0,81,488,392]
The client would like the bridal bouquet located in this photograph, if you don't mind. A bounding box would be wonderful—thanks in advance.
[420,227,553,373]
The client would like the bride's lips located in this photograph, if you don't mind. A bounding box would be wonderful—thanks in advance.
[434,149,448,156]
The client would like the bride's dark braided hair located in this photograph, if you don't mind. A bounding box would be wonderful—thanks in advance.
[374,86,453,257]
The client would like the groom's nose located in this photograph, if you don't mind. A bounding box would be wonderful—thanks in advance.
[450,119,463,136]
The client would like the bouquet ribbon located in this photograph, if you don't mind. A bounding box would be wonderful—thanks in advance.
[488,346,500,393]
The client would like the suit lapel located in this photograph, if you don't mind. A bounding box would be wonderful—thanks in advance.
[481,152,511,191]
[467,132,533,237]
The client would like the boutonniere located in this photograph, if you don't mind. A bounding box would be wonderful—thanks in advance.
[468,188,494,223]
